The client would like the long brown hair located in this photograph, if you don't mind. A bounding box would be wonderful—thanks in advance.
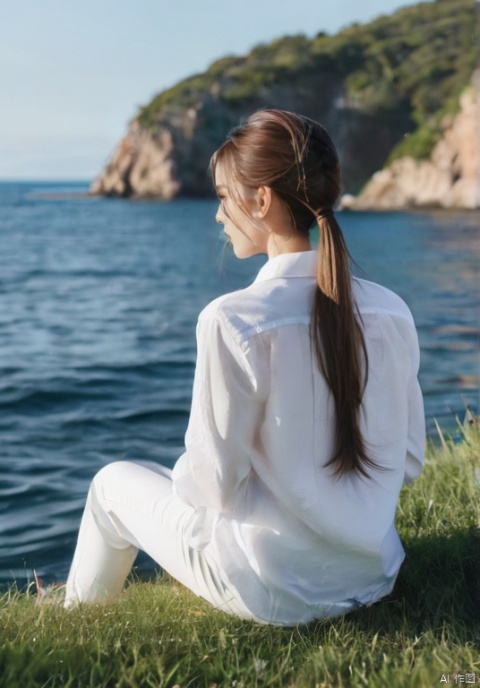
[211,109,376,478]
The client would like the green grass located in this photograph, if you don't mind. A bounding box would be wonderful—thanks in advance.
[1,430,479,687]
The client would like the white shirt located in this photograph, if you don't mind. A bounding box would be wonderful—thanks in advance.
[172,250,425,624]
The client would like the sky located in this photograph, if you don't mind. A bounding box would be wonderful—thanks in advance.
[0,0,432,180]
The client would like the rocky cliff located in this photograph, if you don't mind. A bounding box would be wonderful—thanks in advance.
[90,0,476,206]
[91,72,412,200]
[341,78,480,210]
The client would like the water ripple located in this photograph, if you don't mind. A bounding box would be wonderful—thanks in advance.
[0,183,478,585]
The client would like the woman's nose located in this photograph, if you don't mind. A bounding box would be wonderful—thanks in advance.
[215,206,224,224]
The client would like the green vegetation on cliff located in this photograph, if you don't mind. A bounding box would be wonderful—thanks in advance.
[1,429,479,687]
[138,0,475,167]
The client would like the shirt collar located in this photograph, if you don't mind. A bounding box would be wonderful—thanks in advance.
[253,250,318,284]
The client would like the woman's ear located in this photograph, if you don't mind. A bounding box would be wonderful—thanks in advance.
[255,186,272,219]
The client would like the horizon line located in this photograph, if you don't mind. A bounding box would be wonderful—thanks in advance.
[0,178,93,183]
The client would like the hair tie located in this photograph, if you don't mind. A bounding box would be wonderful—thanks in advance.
[317,208,334,221]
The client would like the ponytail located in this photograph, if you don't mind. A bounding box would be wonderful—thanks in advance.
[312,211,375,478]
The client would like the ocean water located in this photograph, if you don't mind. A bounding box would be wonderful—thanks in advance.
[0,181,478,586]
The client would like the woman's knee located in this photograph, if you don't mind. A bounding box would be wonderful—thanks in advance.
[90,460,173,508]
[91,460,135,495]
[93,460,170,485]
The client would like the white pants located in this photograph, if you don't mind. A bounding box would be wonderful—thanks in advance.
[64,460,252,618]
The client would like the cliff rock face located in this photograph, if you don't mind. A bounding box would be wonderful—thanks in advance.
[90,121,180,199]
[90,94,411,201]
[92,81,479,208]
[341,82,480,210]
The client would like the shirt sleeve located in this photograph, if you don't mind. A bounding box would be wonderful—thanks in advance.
[404,326,426,486]
[172,307,260,513]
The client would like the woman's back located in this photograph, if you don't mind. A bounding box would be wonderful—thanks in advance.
[172,249,425,623]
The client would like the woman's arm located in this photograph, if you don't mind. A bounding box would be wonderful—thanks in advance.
[172,307,260,512]
[404,327,426,486]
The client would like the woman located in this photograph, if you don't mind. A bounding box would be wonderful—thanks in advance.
[64,109,425,625]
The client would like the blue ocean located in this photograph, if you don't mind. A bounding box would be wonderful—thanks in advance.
[0,181,478,587]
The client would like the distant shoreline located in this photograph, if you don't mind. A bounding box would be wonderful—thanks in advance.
[4,180,480,212]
